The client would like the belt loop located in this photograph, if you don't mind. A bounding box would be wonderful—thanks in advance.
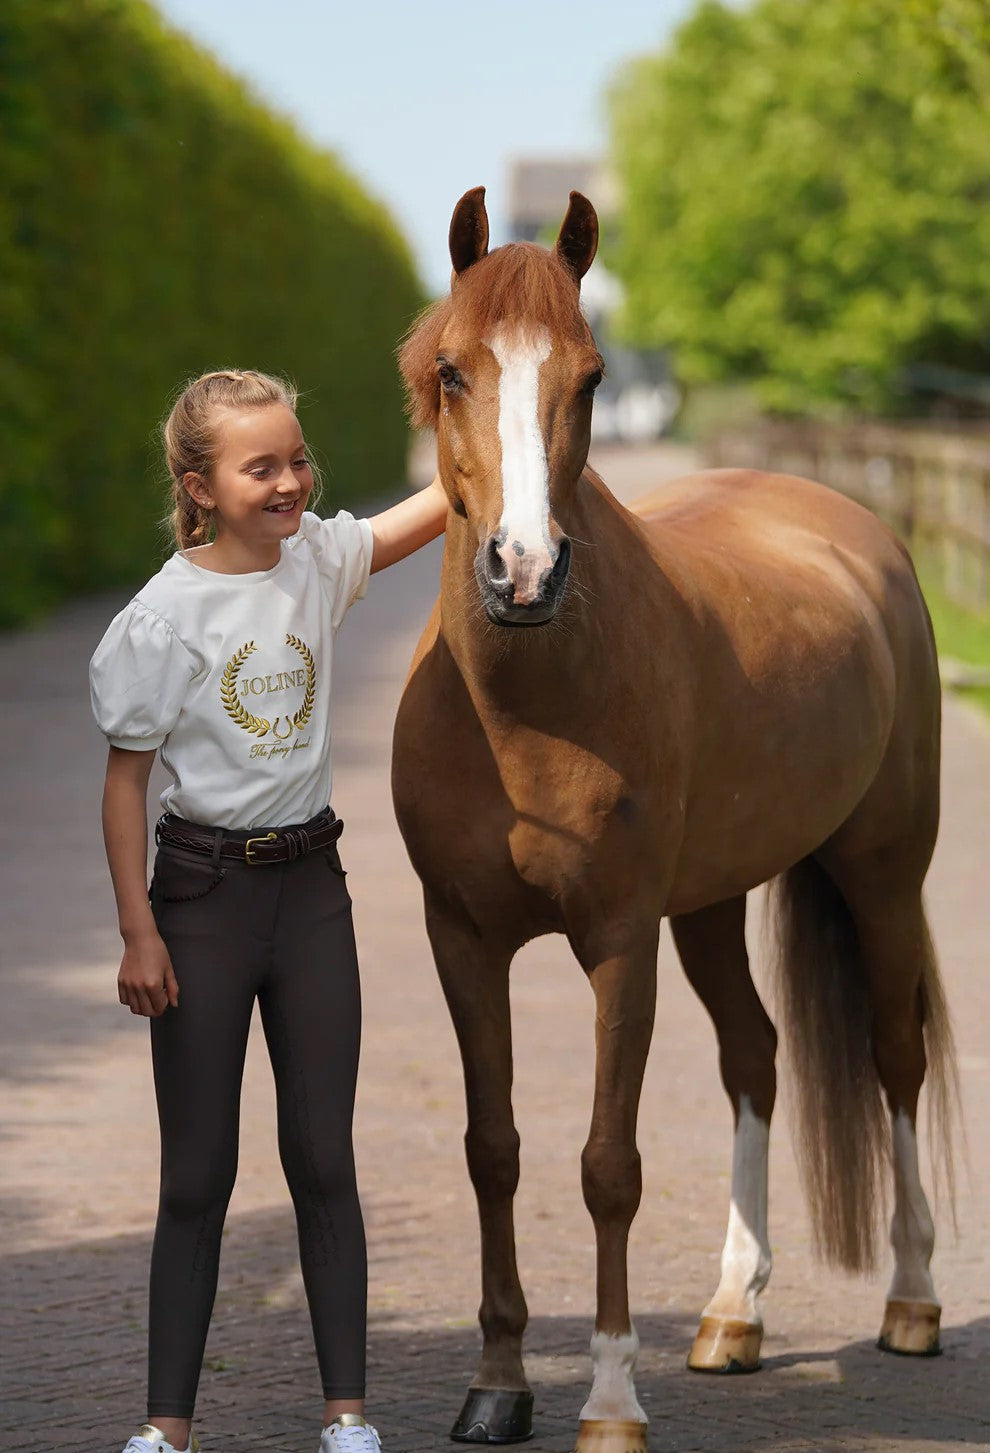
[211,829,224,868]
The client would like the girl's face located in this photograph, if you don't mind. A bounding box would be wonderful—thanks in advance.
[185,404,314,551]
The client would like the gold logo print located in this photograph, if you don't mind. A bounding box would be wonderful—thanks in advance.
[221,636,316,739]
[220,641,270,736]
[280,634,316,736]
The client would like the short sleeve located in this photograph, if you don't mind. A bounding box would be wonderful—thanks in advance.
[89,600,198,750]
[295,510,374,629]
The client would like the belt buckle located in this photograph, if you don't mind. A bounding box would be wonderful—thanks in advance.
[244,831,278,865]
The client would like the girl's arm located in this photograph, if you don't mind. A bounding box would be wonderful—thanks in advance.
[368,475,447,574]
[102,744,178,1017]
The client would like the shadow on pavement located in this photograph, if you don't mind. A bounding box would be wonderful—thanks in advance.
[2,1204,987,1453]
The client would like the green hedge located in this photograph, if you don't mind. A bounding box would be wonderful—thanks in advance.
[0,0,422,625]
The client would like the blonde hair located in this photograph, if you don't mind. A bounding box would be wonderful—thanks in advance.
[162,368,321,549]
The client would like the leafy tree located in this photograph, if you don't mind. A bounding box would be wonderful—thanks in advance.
[608,0,990,412]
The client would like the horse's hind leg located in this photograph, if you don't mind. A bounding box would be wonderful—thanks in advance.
[424,897,534,1444]
[816,853,951,1356]
[670,894,776,1373]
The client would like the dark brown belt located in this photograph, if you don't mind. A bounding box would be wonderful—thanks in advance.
[155,809,343,866]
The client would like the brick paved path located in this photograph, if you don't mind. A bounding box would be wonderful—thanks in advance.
[1,445,987,1452]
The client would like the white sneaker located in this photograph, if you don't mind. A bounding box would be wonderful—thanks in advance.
[320,1414,382,1452]
[122,1426,198,1453]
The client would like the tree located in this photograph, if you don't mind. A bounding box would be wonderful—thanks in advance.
[608,0,990,412]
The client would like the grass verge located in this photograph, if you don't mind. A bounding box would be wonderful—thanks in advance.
[919,575,990,718]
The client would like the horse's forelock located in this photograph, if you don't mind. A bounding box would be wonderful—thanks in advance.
[398,244,591,430]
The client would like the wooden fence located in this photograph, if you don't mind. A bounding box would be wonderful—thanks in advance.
[705,420,990,612]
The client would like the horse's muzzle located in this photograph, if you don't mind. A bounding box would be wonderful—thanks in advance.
[476,536,572,626]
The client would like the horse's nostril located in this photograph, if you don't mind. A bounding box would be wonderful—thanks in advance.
[552,537,572,584]
[486,537,508,585]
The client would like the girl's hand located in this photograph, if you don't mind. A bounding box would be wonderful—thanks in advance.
[118,929,180,1017]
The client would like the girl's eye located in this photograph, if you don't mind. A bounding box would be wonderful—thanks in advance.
[293,458,308,469]
[250,468,270,479]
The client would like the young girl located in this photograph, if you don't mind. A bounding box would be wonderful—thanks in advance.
[90,369,447,1453]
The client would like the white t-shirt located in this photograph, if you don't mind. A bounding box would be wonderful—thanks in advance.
[90,511,374,830]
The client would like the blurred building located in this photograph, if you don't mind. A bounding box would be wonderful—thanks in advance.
[506,157,679,442]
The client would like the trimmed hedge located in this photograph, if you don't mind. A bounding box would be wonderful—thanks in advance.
[0,0,422,625]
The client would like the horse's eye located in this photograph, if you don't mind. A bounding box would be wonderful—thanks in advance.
[581,368,603,398]
[437,361,462,393]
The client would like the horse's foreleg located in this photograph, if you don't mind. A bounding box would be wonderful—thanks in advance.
[574,926,659,1453]
[425,899,533,1445]
[671,895,776,1374]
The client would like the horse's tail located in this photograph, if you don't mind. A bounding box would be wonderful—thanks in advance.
[768,856,957,1273]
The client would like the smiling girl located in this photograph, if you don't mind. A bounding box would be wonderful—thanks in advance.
[90,369,446,1453]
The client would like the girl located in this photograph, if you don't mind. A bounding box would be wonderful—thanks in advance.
[90,369,447,1453]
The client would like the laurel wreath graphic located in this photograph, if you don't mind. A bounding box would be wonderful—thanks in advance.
[220,641,271,736]
[220,636,316,739]
[284,633,316,732]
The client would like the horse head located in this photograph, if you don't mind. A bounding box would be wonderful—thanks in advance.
[401,187,603,626]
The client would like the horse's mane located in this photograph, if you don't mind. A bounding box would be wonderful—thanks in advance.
[399,242,596,430]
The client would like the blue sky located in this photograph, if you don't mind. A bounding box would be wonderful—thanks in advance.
[154,0,700,291]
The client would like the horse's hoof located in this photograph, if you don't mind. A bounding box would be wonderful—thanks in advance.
[687,1314,762,1373]
[450,1387,534,1443]
[574,1418,648,1453]
[877,1299,941,1356]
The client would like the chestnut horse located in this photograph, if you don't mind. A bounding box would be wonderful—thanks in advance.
[392,188,956,1453]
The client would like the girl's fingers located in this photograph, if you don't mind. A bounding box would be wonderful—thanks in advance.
[165,965,180,1009]
[134,986,157,1017]
[147,984,169,1017]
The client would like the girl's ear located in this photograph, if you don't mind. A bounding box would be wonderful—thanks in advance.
[183,472,214,509]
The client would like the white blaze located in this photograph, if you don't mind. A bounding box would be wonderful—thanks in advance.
[888,1109,937,1302]
[487,325,554,602]
[703,1095,772,1325]
[579,1329,646,1424]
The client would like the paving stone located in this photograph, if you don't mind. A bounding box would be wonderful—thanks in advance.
[1,446,987,1452]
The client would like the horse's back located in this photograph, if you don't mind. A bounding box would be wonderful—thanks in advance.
[631,467,907,581]
[626,466,933,679]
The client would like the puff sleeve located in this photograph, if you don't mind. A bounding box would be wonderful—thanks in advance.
[296,510,374,629]
[89,600,198,750]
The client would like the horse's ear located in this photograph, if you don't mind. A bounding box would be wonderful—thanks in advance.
[555,191,598,282]
[449,186,490,277]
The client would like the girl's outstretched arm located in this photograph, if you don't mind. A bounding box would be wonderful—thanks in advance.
[369,474,447,574]
[102,745,179,1016]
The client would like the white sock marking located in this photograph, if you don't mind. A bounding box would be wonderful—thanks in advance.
[704,1095,772,1324]
[888,1109,937,1302]
[579,1329,646,1423]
